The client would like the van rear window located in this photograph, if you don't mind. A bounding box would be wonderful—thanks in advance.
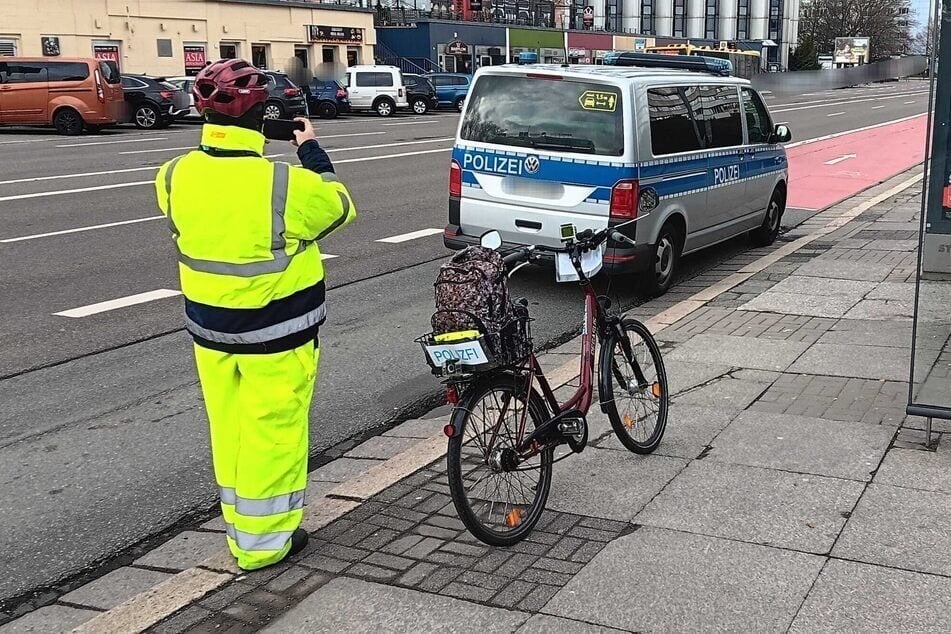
[99,61,121,84]
[461,75,624,156]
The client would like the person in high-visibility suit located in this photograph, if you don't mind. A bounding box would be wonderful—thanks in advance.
[154,59,355,570]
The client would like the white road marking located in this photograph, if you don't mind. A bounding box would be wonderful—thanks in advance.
[0,216,162,243]
[381,121,433,127]
[321,254,338,260]
[327,137,454,153]
[904,100,916,104]
[56,137,167,148]
[824,153,856,165]
[118,131,386,155]
[786,113,926,149]
[0,166,159,186]
[871,105,887,109]
[0,181,153,203]
[376,228,444,243]
[54,289,182,318]
[770,90,929,114]
[827,112,845,117]
[334,147,449,165]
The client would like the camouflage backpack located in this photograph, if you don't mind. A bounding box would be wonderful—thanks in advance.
[433,246,513,336]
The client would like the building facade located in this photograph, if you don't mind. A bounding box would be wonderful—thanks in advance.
[0,0,376,84]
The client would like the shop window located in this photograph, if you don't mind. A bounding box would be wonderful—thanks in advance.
[251,44,268,69]
[322,46,336,64]
[0,39,17,56]
[673,0,686,37]
[347,47,360,66]
[704,0,718,39]
[219,43,238,59]
[157,39,173,58]
[641,0,654,35]
[737,0,751,39]
[295,47,309,69]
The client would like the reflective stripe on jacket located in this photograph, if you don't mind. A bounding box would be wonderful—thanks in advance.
[155,124,356,353]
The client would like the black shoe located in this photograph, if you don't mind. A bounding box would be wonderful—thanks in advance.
[287,528,309,558]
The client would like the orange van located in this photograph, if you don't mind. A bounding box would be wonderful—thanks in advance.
[0,57,124,135]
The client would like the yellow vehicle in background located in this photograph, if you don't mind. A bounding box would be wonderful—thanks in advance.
[646,44,762,80]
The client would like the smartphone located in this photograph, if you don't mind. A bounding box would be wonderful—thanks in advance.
[262,118,305,141]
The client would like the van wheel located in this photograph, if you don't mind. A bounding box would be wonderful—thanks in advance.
[751,188,785,247]
[316,101,338,119]
[53,108,84,136]
[374,98,395,117]
[134,104,161,129]
[638,223,681,297]
[454,96,466,112]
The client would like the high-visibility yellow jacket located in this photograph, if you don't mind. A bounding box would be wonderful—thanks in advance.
[155,124,356,353]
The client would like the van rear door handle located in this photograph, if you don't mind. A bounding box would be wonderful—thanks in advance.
[515,219,542,230]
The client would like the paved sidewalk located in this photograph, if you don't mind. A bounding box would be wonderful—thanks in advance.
[5,168,951,633]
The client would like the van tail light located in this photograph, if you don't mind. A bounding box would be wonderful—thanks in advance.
[399,88,404,98]
[284,88,300,97]
[336,88,347,98]
[94,69,105,103]
[610,180,639,221]
[449,159,462,198]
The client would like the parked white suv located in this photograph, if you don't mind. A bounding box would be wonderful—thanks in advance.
[345,65,408,117]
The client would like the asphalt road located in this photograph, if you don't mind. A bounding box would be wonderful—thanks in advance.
[0,80,931,608]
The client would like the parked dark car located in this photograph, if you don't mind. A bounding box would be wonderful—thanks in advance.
[120,74,189,129]
[424,73,472,112]
[404,74,438,115]
[306,79,350,119]
[263,71,308,119]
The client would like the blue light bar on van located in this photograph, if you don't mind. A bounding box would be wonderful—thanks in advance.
[602,52,733,77]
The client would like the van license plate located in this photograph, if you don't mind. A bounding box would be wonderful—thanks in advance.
[425,340,489,366]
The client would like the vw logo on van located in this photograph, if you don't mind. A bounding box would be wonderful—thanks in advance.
[524,155,541,174]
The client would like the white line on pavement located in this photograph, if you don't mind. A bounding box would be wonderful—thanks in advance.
[827,112,845,117]
[0,180,153,203]
[54,289,182,318]
[334,147,450,164]
[328,137,454,154]
[56,137,168,148]
[381,121,433,127]
[770,90,929,114]
[376,228,444,243]
[118,131,386,155]
[785,113,926,149]
[321,254,338,260]
[0,165,159,186]
[871,105,887,109]
[0,216,162,242]
[904,100,916,104]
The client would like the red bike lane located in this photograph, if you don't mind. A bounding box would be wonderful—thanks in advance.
[786,114,928,211]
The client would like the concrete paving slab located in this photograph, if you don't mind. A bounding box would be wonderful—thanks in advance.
[61,566,171,610]
[344,436,424,460]
[793,259,894,282]
[833,483,951,576]
[818,319,915,349]
[876,443,951,494]
[766,276,878,298]
[310,457,381,482]
[637,461,863,553]
[843,299,914,321]
[667,334,810,372]
[738,292,861,318]
[262,576,528,632]
[789,343,910,381]
[200,516,226,532]
[867,281,915,303]
[663,359,733,396]
[709,412,894,481]
[546,447,686,521]
[0,605,98,634]
[790,559,951,633]
[674,376,771,412]
[516,615,628,633]
[304,478,337,500]
[544,526,823,632]
[599,404,736,460]
[383,418,446,439]
[134,531,223,571]
[864,239,919,251]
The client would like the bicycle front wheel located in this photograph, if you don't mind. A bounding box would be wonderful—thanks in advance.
[447,375,553,547]
[599,318,669,454]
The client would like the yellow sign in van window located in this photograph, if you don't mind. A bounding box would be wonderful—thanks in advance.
[578,90,618,112]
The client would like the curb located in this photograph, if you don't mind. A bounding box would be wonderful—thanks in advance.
[69,168,924,633]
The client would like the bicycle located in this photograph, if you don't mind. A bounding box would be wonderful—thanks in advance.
[418,221,669,546]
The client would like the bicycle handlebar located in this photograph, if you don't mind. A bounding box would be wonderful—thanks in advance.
[501,215,646,270]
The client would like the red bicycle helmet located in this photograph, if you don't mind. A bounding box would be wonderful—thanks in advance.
[193,59,270,118]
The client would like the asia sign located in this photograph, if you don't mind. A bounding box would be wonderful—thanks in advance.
[93,45,120,66]
[307,26,364,44]
[184,45,206,75]
[833,37,870,65]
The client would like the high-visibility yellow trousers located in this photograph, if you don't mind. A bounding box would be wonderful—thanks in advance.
[193,342,318,571]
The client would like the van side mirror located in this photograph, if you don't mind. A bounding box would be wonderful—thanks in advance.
[773,124,792,143]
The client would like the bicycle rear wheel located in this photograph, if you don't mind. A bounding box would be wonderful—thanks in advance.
[447,374,553,547]
[599,318,669,454]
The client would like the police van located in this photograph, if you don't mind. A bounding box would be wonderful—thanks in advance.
[444,52,791,295]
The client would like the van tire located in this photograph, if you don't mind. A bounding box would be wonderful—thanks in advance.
[412,97,429,115]
[638,222,682,297]
[133,103,161,129]
[751,188,785,247]
[454,96,466,112]
[374,97,395,117]
[53,108,84,136]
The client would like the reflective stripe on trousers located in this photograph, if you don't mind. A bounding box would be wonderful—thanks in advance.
[219,487,305,517]
[224,522,295,552]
